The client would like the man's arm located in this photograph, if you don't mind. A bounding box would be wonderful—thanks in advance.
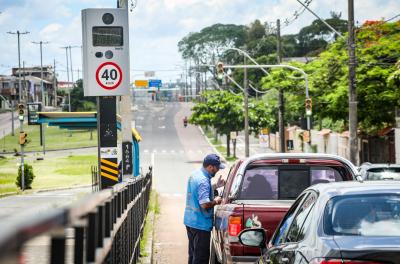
[200,196,222,209]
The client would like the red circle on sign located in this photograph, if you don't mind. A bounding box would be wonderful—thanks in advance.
[95,62,123,90]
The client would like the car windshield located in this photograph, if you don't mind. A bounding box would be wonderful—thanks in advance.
[366,168,400,180]
[239,165,344,200]
[324,194,400,236]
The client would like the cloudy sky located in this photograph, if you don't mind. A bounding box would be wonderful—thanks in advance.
[0,0,399,83]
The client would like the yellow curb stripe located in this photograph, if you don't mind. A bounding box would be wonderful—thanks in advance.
[101,159,118,168]
[101,165,118,175]
[101,171,118,182]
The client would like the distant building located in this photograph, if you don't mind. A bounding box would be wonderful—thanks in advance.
[0,65,57,107]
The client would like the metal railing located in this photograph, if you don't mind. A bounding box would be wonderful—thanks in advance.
[0,167,152,264]
[91,165,100,192]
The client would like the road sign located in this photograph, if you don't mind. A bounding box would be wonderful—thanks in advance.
[96,62,123,90]
[27,103,42,125]
[149,79,162,88]
[82,8,130,96]
[135,80,149,87]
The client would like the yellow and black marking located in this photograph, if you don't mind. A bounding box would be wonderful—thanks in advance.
[100,158,119,187]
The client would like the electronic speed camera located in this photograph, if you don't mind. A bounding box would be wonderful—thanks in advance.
[82,8,130,96]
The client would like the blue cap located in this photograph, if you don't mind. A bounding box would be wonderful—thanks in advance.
[203,154,225,169]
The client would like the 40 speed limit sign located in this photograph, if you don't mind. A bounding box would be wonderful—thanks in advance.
[96,62,123,90]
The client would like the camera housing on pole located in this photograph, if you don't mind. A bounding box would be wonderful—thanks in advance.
[82,8,130,96]
[82,8,130,189]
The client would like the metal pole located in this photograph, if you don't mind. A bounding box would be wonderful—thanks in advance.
[20,118,24,190]
[69,46,74,86]
[53,59,57,107]
[40,42,44,105]
[17,31,22,103]
[277,19,285,153]
[118,0,134,179]
[11,101,14,136]
[348,0,358,164]
[244,56,250,157]
[23,61,27,102]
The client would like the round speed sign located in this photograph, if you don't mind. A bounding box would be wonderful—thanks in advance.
[96,62,123,90]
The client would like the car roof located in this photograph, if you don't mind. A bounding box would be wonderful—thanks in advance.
[307,180,400,197]
[236,153,359,176]
[361,163,400,169]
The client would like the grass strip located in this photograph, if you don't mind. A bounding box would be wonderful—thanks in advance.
[0,125,97,153]
[140,191,159,258]
[0,154,96,195]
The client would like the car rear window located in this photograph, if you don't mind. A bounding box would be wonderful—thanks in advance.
[366,168,400,180]
[239,166,344,200]
[324,194,400,236]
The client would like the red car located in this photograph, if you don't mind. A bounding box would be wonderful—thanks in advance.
[211,153,359,264]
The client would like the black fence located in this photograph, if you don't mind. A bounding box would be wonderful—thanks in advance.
[91,165,100,192]
[0,168,152,264]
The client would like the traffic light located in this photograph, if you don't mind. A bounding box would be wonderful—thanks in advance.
[19,131,28,145]
[305,98,312,116]
[216,62,224,80]
[18,104,25,121]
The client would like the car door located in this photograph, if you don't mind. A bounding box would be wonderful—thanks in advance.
[265,191,318,264]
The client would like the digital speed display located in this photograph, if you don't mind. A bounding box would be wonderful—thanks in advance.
[92,27,123,47]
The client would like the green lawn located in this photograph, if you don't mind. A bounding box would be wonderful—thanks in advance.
[0,154,97,195]
[0,125,97,153]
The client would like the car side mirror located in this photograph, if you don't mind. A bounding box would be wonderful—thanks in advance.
[238,228,267,248]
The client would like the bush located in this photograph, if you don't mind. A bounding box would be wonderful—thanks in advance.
[16,163,35,189]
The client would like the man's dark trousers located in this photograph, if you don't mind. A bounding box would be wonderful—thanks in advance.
[186,226,211,264]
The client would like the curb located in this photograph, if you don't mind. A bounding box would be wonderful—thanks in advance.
[0,146,97,156]
[0,184,93,199]
[198,126,229,164]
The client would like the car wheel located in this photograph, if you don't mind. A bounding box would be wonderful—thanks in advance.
[210,242,221,264]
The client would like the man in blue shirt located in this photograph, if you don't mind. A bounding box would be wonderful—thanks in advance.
[184,154,225,264]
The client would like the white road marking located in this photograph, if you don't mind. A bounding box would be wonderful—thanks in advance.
[158,117,165,120]
[136,116,144,120]
[136,125,143,129]
[159,126,165,129]
[144,149,149,153]
[162,150,167,153]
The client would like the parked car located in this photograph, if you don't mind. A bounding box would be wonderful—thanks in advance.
[359,162,400,180]
[211,153,359,264]
[238,181,400,264]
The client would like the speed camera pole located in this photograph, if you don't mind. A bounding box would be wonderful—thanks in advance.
[82,7,130,189]
[117,0,134,179]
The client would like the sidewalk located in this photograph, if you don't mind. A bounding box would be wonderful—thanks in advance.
[215,132,275,160]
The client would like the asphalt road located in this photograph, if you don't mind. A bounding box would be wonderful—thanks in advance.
[0,111,19,138]
[134,95,219,263]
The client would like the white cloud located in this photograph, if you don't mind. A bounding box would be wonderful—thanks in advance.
[40,24,63,37]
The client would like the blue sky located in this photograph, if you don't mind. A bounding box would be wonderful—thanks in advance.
[0,0,399,83]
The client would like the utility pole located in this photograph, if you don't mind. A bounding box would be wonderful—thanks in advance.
[32,41,49,106]
[118,0,134,179]
[22,61,27,101]
[276,19,285,153]
[348,0,358,164]
[61,46,71,112]
[244,56,250,157]
[53,59,57,107]
[7,30,29,103]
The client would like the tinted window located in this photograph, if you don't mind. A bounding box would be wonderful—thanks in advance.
[286,192,317,242]
[240,167,278,199]
[366,168,400,180]
[272,194,307,245]
[279,169,309,199]
[324,194,400,236]
[239,166,344,200]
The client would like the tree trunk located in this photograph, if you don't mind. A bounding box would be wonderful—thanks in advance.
[226,133,231,157]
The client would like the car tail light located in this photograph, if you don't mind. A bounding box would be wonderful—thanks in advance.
[281,158,306,164]
[228,216,242,236]
[310,259,384,264]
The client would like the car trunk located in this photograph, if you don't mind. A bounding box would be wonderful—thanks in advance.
[334,236,400,263]
[237,200,293,256]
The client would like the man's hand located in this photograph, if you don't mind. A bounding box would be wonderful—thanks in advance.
[214,196,222,205]
[200,196,222,209]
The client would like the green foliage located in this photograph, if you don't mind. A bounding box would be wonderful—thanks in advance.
[70,79,96,112]
[178,23,247,63]
[16,163,35,189]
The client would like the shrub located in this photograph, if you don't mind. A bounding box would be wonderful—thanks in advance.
[16,163,35,189]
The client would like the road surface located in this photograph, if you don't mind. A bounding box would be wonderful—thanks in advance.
[135,95,221,264]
